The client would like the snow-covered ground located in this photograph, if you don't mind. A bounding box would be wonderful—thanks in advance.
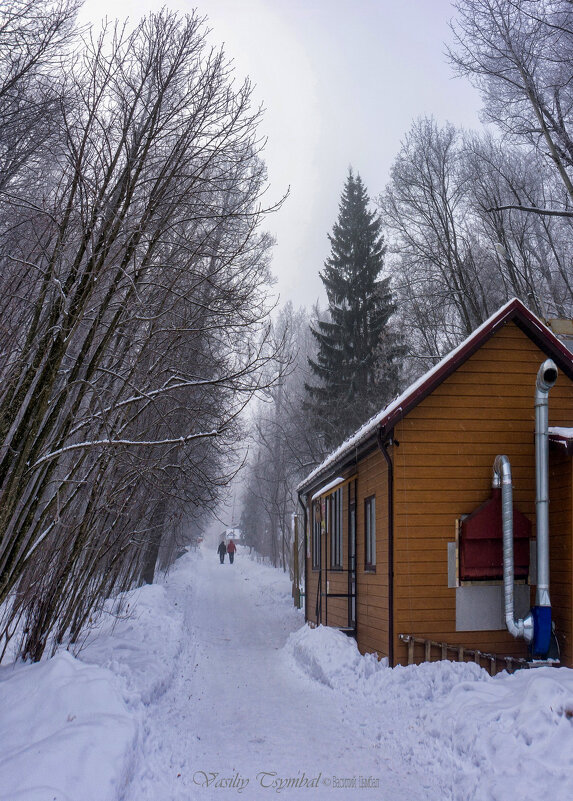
[1,546,573,800]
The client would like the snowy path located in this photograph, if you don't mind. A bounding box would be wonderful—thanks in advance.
[123,548,437,801]
[2,547,573,801]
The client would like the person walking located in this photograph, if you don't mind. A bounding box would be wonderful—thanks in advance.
[217,540,227,564]
[227,539,237,564]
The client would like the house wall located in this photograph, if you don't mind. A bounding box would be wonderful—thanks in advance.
[323,480,350,628]
[355,450,390,659]
[305,502,320,626]
[391,322,573,666]
[305,478,354,630]
[549,448,573,665]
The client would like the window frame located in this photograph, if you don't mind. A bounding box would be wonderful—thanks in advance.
[312,500,321,570]
[329,487,343,570]
[364,494,376,571]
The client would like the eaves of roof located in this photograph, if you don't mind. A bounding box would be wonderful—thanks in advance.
[549,426,573,456]
[297,298,573,498]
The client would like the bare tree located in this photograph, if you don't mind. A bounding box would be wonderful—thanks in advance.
[0,10,282,660]
[379,117,498,367]
[450,0,573,214]
[379,113,573,372]
[0,0,80,192]
[240,304,320,570]
[464,130,573,316]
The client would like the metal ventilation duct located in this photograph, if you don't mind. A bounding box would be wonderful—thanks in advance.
[494,454,534,643]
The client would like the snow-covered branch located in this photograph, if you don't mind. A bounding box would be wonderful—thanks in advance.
[31,429,223,469]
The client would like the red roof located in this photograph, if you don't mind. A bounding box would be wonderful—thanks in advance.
[298,298,573,495]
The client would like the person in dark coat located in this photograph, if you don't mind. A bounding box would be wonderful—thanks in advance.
[217,540,227,564]
[227,539,237,564]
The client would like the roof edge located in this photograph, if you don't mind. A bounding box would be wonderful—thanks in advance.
[380,299,573,436]
[297,299,573,494]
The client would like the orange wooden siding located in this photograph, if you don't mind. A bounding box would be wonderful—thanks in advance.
[305,479,353,630]
[549,448,573,665]
[355,451,390,658]
[303,319,573,669]
[392,322,573,665]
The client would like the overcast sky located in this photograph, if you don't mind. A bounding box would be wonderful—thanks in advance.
[79,0,483,309]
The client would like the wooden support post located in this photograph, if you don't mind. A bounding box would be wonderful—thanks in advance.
[458,646,464,662]
[490,657,496,676]
[425,640,431,663]
[407,637,414,665]
[441,642,447,661]
[474,649,480,664]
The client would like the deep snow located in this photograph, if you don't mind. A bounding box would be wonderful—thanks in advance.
[1,546,573,800]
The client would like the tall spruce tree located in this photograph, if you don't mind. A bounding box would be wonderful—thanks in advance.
[306,169,401,449]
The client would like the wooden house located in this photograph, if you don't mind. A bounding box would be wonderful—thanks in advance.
[297,299,573,672]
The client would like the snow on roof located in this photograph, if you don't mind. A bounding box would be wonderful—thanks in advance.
[548,427,573,439]
[548,427,573,454]
[297,298,573,494]
[311,476,344,501]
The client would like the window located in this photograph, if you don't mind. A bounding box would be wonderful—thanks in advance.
[348,481,356,626]
[365,495,376,570]
[330,488,343,569]
[312,501,321,570]
[348,481,356,569]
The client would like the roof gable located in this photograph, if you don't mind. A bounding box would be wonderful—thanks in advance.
[298,298,573,495]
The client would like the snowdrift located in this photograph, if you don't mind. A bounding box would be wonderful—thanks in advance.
[0,652,137,801]
[2,550,573,801]
[287,624,573,800]
[0,579,184,801]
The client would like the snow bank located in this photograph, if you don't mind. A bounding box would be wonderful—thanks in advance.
[0,652,137,801]
[0,562,186,801]
[287,624,573,800]
[436,666,573,800]
[80,581,184,706]
[285,623,381,689]
[286,624,486,699]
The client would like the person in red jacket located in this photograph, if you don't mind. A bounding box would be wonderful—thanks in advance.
[227,539,237,564]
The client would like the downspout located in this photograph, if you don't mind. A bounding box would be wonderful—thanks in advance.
[297,491,308,625]
[377,429,394,667]
[533,359,558,656]
[534,359,558,608]
[494,454,533,643]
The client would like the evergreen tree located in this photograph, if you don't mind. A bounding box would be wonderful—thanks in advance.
[305,169,401,449]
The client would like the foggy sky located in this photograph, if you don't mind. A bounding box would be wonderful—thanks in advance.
[79,0,483,309]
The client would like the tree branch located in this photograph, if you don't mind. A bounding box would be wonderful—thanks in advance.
[486,203,573,218]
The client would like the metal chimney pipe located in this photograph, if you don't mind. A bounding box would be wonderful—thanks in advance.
[534,359,558,608]
[494,454,533,642]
